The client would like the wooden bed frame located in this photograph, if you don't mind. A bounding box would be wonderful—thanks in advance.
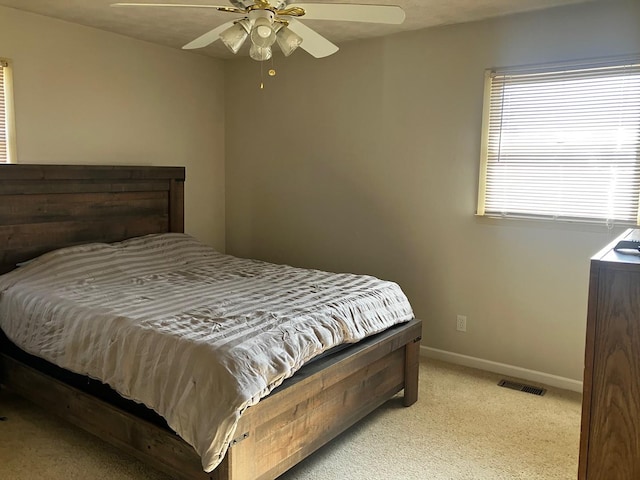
[0,164,422,480]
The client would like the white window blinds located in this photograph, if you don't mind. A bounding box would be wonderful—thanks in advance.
[477,57,640,226]
[0,58,15,164]
[0,60,7,163]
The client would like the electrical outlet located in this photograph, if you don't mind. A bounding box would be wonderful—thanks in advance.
[456,315,467,332]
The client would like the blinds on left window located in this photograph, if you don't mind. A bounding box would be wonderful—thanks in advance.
[0,59,15,164]
[0,60,7,163]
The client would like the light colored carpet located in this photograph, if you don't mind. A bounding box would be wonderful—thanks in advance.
[0,359,582,479]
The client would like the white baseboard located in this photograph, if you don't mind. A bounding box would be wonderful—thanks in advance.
[421,346,583,393]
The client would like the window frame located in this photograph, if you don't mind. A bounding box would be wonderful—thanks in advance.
[476,56,640,227]
[1,58,17,164]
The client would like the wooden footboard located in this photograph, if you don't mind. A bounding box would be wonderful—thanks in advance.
[226,318,422,480]
[0,319,421,480]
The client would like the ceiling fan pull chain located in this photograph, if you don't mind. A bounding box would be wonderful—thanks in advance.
[260,60,264,90]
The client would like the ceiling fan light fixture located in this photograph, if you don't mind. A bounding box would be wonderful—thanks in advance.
[219,19,250,54]
[276,26,303,57]
[112,1,407,62]
[250,17,276,48]
[249,44,272,62]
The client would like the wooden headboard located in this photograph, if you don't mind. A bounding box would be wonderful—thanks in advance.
[0,164,185,274]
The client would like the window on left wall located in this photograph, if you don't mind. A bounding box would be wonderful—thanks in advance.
[0,58,16,163]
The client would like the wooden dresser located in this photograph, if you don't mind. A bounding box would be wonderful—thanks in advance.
[579,229,640,480]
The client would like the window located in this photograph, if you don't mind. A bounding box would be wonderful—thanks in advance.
[0,58,16,163]
[477,57,640,226]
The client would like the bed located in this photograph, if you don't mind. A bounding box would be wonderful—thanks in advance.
[0,164,422,480]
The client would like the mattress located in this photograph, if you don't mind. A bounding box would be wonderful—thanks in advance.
[0,233,414,472]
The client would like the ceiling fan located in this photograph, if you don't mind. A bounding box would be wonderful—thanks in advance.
[111,1,406,61]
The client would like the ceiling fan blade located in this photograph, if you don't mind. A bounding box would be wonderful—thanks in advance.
[286,18,338,58]
[292,3,405,24]
[111,3,244,14]
[182,20,237,49]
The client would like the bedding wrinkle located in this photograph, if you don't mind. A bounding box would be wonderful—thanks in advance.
[0,233,414,473]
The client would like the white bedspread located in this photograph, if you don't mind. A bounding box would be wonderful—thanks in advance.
[0,233,414,472]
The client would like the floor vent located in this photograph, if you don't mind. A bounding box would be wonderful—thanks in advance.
[498,379,546,396]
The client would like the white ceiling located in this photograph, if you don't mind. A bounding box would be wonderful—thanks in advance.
[0,0,602,59]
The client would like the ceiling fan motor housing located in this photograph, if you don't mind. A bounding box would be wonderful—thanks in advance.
[230,0,288,9]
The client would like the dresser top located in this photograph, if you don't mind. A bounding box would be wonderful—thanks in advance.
[593,229,640,266]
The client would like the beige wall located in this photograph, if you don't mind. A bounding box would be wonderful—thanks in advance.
[0,6,226,249]
[225,0,640,381]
